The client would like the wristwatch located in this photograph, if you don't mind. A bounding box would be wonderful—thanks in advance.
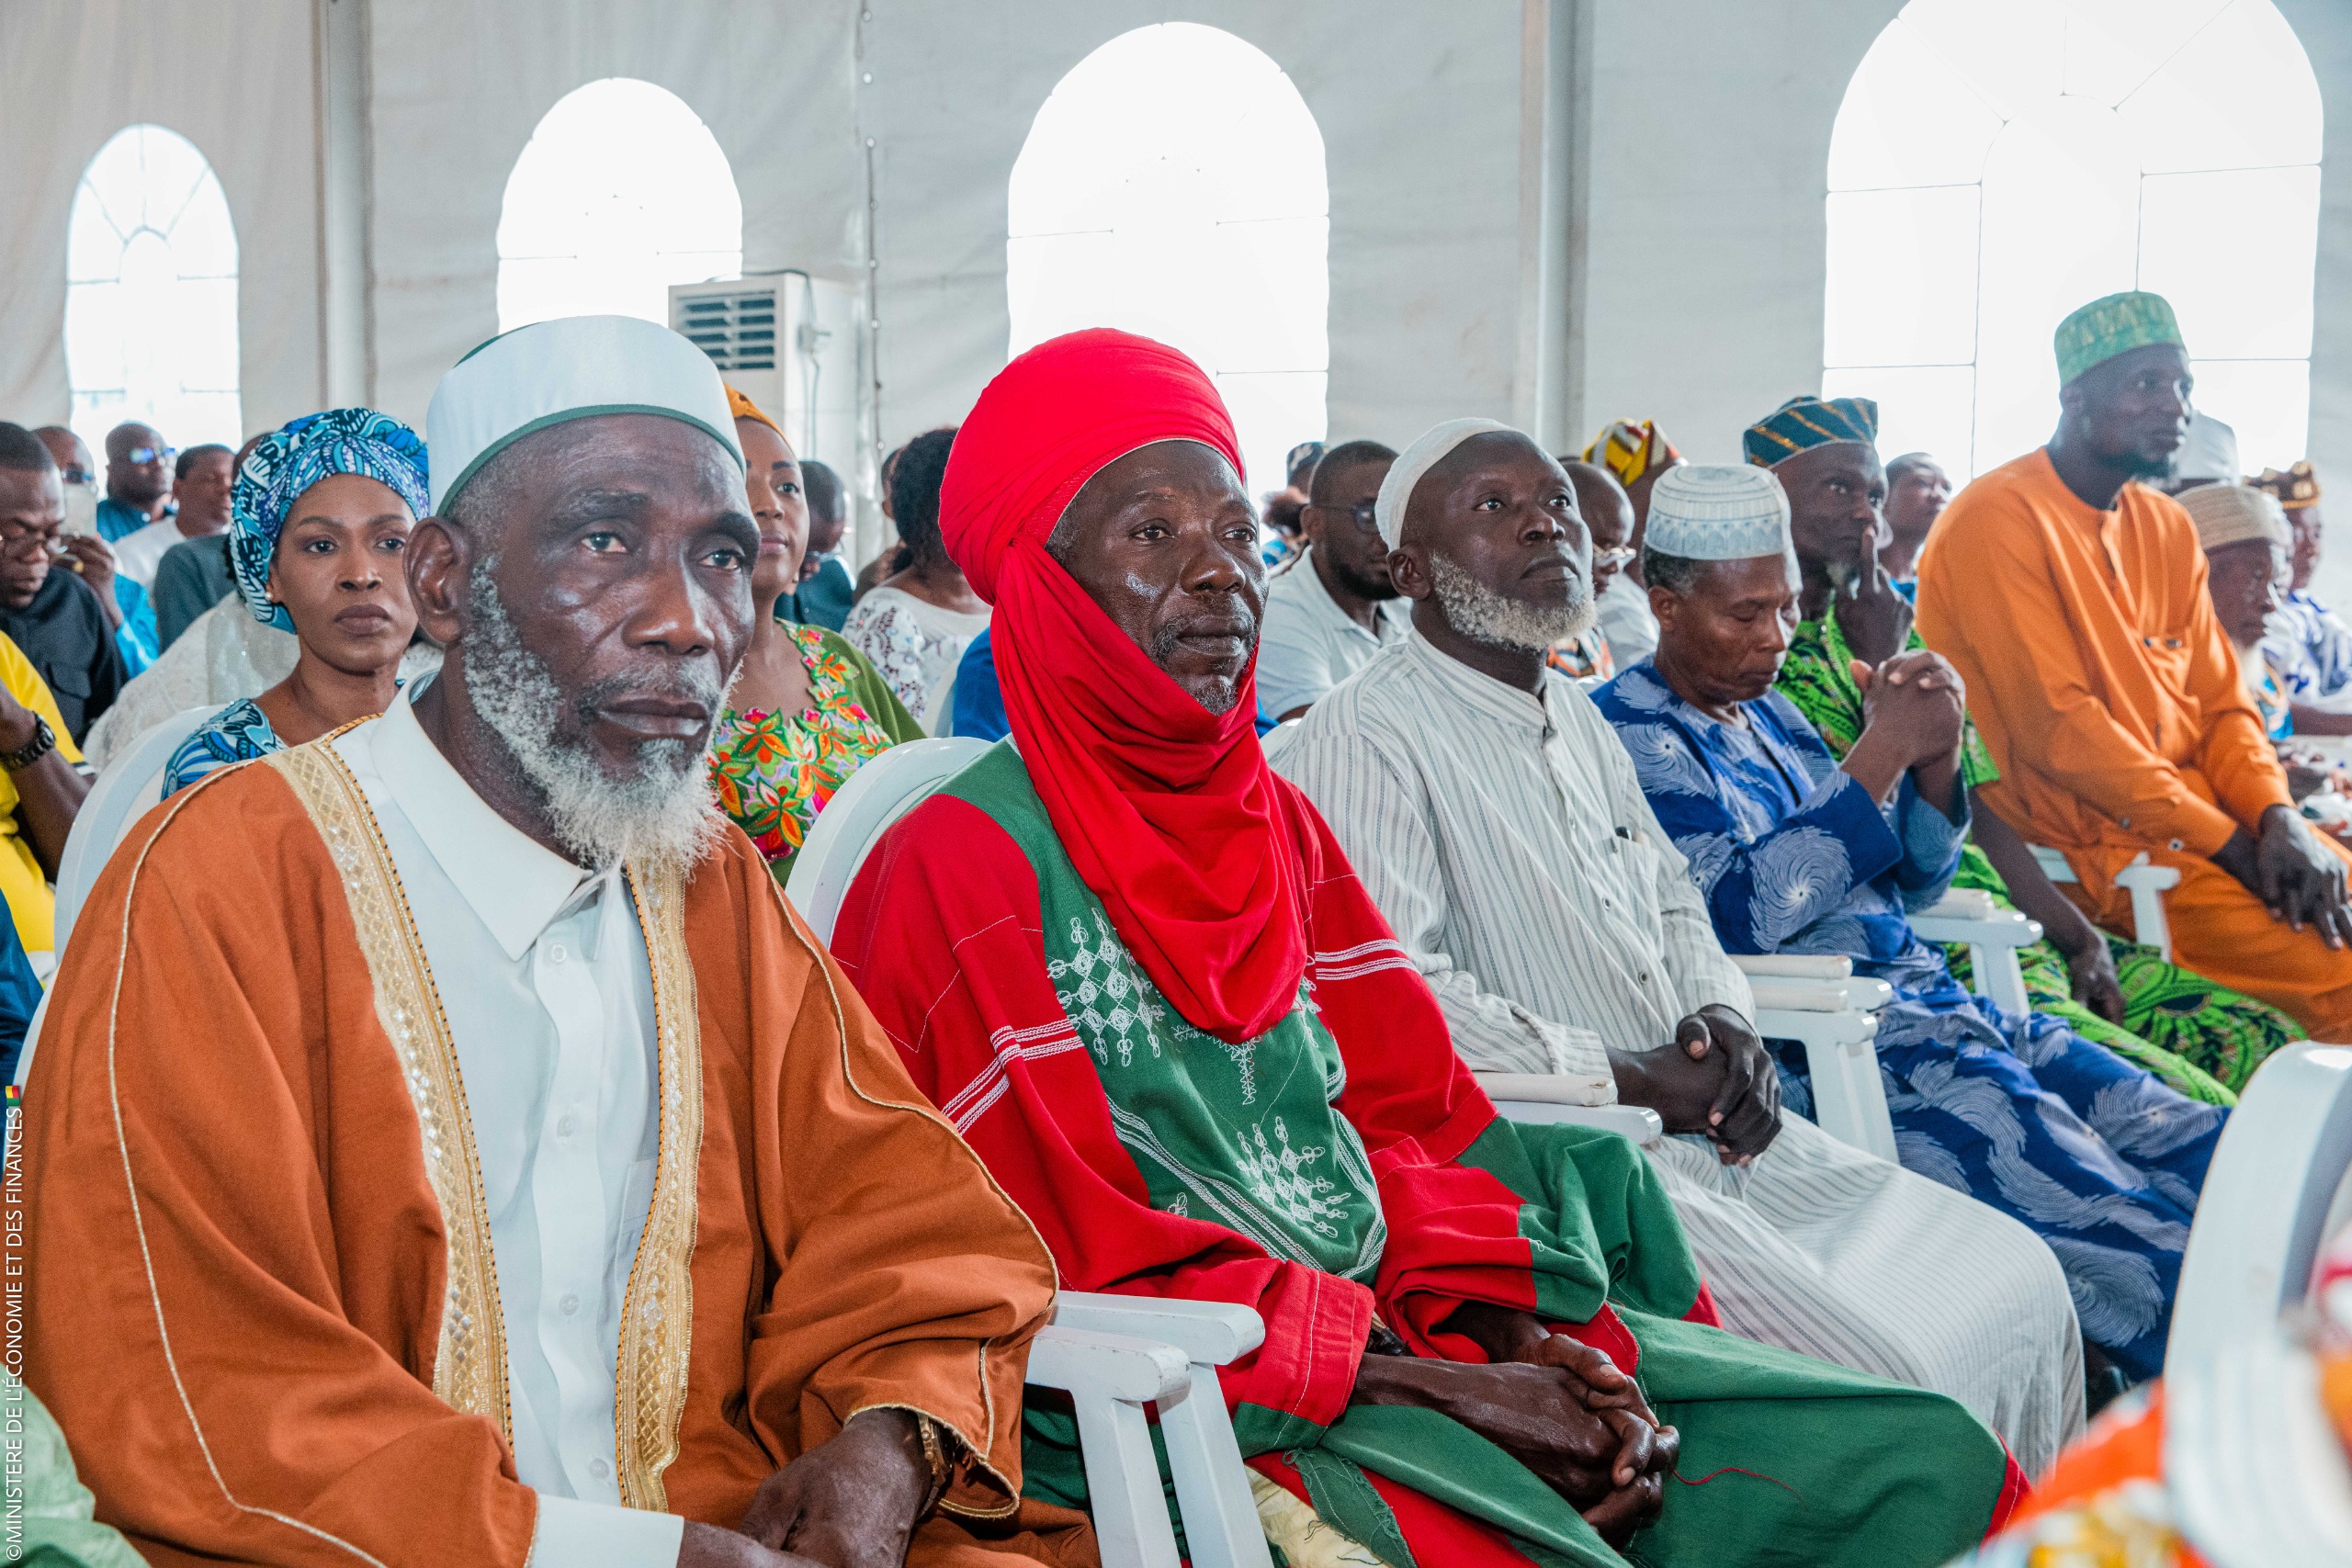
[0,716,54,773]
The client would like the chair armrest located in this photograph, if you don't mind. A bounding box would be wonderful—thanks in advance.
[1747,975,1893,1014]
[1051,1292,1265,1367]
[1488,1099,1665,1143]
[2029,844,2077,884]
[1909,904,2043,949]
[1024,1325,1192,1404]
[2116,856,2183,893]
[1753,1005,1880,1046]
[1732,953,1853,981]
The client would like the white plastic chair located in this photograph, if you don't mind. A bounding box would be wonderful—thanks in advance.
[1731,953,1898,1161]
[51,705,220,956]
[1910,888,2043,1021]
[2169,1043,2352,1366]
[2030,844,2179,960]
[787,739,1273,1568]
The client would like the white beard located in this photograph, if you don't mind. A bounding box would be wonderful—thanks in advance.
[461,559,726,878]
[1429,551,1595,653]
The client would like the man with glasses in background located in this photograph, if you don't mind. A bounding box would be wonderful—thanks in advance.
[96,423,175,543]
[34,426,157,674]
[1255,438,1408,721]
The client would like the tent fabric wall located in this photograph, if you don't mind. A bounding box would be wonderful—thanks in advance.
[0,0,324,442]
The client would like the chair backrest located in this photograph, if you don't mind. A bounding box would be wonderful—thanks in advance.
[784,737,992,943]
[2169,1043,2352,1363]
[51,705,222,955]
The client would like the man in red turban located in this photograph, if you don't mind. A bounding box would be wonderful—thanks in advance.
[832,330,2018,1568]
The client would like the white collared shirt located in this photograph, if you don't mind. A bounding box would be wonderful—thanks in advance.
[1255,546,1411,720]
[332,690,683,1567]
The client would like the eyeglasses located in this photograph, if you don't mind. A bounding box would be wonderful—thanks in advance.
[126,446,175,466]
[1594,546,1637,570]
[1311,500,1383,535]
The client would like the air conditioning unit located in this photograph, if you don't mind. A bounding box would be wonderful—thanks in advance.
[669,271,868,496]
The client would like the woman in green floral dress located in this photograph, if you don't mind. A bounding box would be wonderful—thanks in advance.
[1778,609,2300,1102]
[707,388,924,884]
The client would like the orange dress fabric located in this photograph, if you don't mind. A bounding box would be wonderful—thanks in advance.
[1917,448,2352,1036]
[21,750,1090,1568]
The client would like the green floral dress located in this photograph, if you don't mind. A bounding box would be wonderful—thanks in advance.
[707,623,925,883]
[1775,614,2301,1101]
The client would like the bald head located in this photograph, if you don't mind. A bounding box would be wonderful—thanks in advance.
[104,421,172,510]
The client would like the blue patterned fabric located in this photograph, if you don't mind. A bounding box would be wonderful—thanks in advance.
[1742,394,1879,468]
[159,699,282,799]
[231,409,427,632]
[1595,659,2227,1381]
[2264,588,2352,702]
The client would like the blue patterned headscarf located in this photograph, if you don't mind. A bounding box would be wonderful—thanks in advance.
[1742,395,1880,469]
[231,408,428,631]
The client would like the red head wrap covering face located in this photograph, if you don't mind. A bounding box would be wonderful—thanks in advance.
[939,329,1306,1044]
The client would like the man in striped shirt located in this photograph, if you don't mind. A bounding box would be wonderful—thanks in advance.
[1276,419,2086,1476]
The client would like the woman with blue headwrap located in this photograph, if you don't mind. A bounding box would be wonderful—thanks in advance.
[160,410,425,797]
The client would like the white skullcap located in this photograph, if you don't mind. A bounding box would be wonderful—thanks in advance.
[1644,465,1791,560]
[1373,417,1516,548]
[2178,481,2290,553]
[2173,409,2241,487]
[425,314,743,515]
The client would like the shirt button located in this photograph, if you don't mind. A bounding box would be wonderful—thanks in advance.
[591,1457,612,1480]
[556,1111,577,1138]
[548,942,570,964]
[2167,838,2183,852]
[560,1293,581,1316]
[1637,971,1651,985]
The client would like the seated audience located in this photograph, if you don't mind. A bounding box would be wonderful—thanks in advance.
[1581,419,1682,664]
[2155,408,2238,496]
[158,409,425,796]
[151,528,238,650]
[1275,417,2081,1472]
[2253,460,2352,733]
[22,314,1077,1568]
[1550,459,1637,681]
[0,429,125,745]
[1255,438,1406,720]
[707,387,921,882]
[950,626,1007,742]
[113,443,232,588]
[792,457,855,632]
[1259,437,1324,570]
[1766,397,2291,1100]
[1597,463,2227,1384]
[94,422,172,543]
[843,427,989,731]
[1880,450,1951,585]
[1917,291,2352,1039]
[33,424,155,673]
[2179,482,2293,735]
[837,328,2021,1568]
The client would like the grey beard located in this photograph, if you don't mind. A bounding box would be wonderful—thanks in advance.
[461,558,726,878]
[1429,551,1594,653]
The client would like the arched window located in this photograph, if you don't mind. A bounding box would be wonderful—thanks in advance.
[497,78,742,333]
[1826,1,2322,477]
[65,124,241,454]
[1008,23,1329,493]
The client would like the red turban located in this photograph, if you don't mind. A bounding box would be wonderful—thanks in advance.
[938,329,1306,1044]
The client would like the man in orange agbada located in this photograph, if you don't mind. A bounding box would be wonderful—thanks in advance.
[1917,290,2352,1038]
[20,315,1080,1568]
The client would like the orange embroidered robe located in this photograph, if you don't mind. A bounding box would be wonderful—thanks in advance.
[21,739,1084,1568]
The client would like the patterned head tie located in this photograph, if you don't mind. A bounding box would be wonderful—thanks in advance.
[2250,460,2322,513]
[1644,464,1792,563]
[2053,291,2186,386]
[1582,418,1681,490]
[1743,395,1880,468]
[230,408,429,632]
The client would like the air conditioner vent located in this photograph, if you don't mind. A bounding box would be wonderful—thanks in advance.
[670,283,779,371]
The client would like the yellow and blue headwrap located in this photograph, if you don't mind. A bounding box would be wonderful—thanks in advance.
[1744,395,1880,468]
[1582,419,1681,490]
[230,408,428,632]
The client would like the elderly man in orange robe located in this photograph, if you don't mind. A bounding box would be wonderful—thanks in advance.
[19,316,1080,1568]
[1917,290,2352,1038]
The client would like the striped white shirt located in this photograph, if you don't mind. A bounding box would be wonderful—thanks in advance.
[1273,632,1750,1097]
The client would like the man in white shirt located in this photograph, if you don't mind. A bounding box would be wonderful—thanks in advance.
[112,442,233,588]
[1275,417,2086,1475]
[1254,439,1408,720]
[23,316,1076,1568]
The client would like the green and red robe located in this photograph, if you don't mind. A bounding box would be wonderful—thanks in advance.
[836,742,2023,1568]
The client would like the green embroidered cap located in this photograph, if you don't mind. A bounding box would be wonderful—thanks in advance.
[2053,291,2186,386]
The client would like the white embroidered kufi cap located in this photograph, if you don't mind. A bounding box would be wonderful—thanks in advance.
[424,314,743,516]
[1644,465,1792,561]
[2177,481,2290,553]
[1373,417,1517,549]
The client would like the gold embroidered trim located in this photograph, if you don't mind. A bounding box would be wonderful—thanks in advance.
[265,740,513,1440]
[613,863,705,1510]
